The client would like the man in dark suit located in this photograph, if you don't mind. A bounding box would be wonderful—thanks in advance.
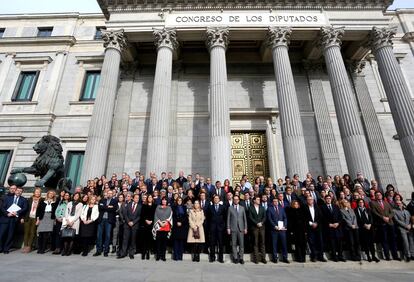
[267,197,289,263]
[205,177,214,198]
[175,170,187,187]
[212,181,226,202]
[227,195,247,264]
[208,195,226,263]
[94,190,118,257]
[283,186,297,206]
[0,186,28,253]
[320,195,344,261]
[240,192,252,253]
[248,195,267,264]
[118,194,141,259]
[370,191,399,260]
[166,172,175,187]
[303,196,326,262]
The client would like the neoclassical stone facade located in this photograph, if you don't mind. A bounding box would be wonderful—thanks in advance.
[0,1,414,198]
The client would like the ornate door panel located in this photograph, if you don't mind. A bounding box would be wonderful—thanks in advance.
[231,132,269,188]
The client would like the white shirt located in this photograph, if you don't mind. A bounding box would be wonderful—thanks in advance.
[255,205,259,214]
[309,205,315,225]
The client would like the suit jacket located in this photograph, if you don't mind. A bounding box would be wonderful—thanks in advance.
[212,187,226,202]
[124,202,142,227]
[321,204,342,227]
[227,204,247,232]
[248,204,266,228]
[394,207,411,233]
[283,193,297,205]
[266,204,287,231]
[340,208,358,229]
[98,198,118,225]
[208,204,226,231]
[355,207,373,228]
[0,195,28,223]
[370,200,394,225]
[175,177,187,187]
[302,204,323,231]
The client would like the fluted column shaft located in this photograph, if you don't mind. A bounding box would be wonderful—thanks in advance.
[267,27,308,177]
[206,27,231,183]
[370,27,414,184]
[305,61,342,176]
[348,60,396,188]
[146,28,177,175]
[81,30,127,184]
[320,27,374,179]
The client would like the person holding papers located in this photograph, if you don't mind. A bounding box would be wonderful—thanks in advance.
[0,186,28,253]
[266,197,289,263]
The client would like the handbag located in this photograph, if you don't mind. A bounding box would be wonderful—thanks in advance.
[61,227,76,238]
[193,227,200,239]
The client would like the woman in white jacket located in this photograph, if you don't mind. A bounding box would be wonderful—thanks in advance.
[61,192,83,256]
[80,195,99,256]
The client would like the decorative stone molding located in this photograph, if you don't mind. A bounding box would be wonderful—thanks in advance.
[266,27,292,49]
[206,27,229,50]
[369,26,396,53]
[303,60,325,73]
[347,60,367,75]
[102,29,127,52]
[402,31,414,42]
[320,26,344,49]
[153,28,178,50]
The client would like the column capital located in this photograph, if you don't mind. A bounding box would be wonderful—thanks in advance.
[369,26,397,53]
[206,27,229,51]
[102,29,128,52]
[346,60,367,76]
[266,27,292,49]
[320,26,344,49]
[153,28,178,51]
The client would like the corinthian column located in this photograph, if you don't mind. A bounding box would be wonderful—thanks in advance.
[267,27,308,177]
[206,27,231,183]
[81,29,127,184]
[145,28,178,175]
[370,26,414,184]
[320,26,374,179]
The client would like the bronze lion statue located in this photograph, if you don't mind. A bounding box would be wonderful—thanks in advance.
[11,135,71,191]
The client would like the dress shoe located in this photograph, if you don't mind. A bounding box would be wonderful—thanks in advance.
[373,256,380,263]
[233,258,239,264]
[52,249,61,255]
[129,255,134,259]
[239,259,245,265]
[209,257,215,263]
[393,257,401,261]
[261,259,267,264]
[111,246,117,254]
[93,252,101,257]
[405,257,411,262]
[117,254,125,259]
[161,257,166,261]
[311,258,317,262]
[271,258,278,263]
[339,257,346,262]
[103,252,108,257]
[218,258,224,263]
[282,258,290,264]
[318,257,327,262]
[253,259,258,264]
[141,253,145,260]
[81,252,88,257]
[3,251,9,254]
[146,252,150,260]
[156,256,160,261]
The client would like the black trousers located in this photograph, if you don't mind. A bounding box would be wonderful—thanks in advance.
[359,227,376,258]
[307,228,324,260]
[81,236,95,254]
[327,228,343,259]
[37,232,51,253]
[142,228,153,255]
[121,225,138,256]
[156,231,168,259]
[209,227,224,259]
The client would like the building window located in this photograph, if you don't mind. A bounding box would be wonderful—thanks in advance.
[0,150,13,185]
[65,151,84,187]
[12,71,40,101]
[37,27,53,37]
[80,71,100,101]
[0,28,5,38]
[95,27,105,40]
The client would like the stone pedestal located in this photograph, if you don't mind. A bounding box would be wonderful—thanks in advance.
[370,26,414,184]
[145,28,178,176]
[320,26,374,179]
[81,30,127,184]
[206,27,231,183]
[267,27,309,177]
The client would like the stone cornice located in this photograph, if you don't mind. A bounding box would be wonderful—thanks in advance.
[0,36,76,46]
[97,1,394,18]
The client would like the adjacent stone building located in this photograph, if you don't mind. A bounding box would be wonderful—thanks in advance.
[0,1,413,198]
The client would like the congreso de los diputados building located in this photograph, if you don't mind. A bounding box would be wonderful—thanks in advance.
[0,1,414,198]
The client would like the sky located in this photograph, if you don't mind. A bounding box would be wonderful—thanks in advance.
[0,0,411,14]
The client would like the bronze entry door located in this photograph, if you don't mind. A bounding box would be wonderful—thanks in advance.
[231,131,270,188]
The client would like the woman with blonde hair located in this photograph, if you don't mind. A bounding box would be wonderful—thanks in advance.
[187,200,205,262]
[22,187,42,253]
[61,192,83,256]
[80,195,99,256]
[36,190,57,254]
[340,199,361,261]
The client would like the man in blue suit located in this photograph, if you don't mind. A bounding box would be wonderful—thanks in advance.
[0,186,28,253]
[266,197,289,263]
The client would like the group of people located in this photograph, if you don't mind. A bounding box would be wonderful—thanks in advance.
[1,170,414,265]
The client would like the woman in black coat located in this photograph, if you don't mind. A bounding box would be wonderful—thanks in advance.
[172,197,189,261]
[287,200,307,262]
[139,194,156,260]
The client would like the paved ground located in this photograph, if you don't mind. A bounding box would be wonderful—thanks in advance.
[1,252,414,282]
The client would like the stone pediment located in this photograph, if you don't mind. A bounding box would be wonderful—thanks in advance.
[97,0,393,19]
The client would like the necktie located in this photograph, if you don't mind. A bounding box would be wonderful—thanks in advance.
[202,201,204,208]
[275,205,279,214]
[287,195,291,203]
[215,205,218,212]
[236,205,239,213]
[14,197,18,204]
[379,200,384,209]
[329,204,332,212]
